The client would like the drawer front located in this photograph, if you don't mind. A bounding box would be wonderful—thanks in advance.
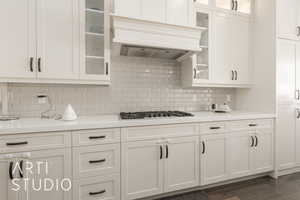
[122,124,198,142]
[72,128,120,147]
[73,144,120,179]
[229,119,273,131]
[73,174,120,200]
[199,122,227,135]
[0,132,71,153]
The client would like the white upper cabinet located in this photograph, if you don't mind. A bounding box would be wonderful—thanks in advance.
[165,0,193,26]
[212,12,250,85]
[277,0,300,40]
[114,0,193,26]
[0,0,36,79]
[36,0,78,80]
[142,0,166,22]
[215,0,251,15]
[79,0,110,82]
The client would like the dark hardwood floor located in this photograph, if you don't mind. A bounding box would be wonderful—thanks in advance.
[158,173,300,200]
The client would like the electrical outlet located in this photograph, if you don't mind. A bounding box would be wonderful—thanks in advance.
[226,95,231,102]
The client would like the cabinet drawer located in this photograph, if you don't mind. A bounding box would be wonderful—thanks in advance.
[199,122,227,135]
[72,128,120,147]
[122,124,198,142]
[73,174,120,200]
[73,144,120,179]
[0,132,71,153]
[229,119,273,131]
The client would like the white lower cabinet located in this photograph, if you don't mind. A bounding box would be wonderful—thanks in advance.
[121,136,199,200]
[0,157,19,200]
[164,137,199,192]
[228,132,252,179]
[22,148,72,200]
[200,134,228,185]
[121,140,164,200]
[200,127,273,186]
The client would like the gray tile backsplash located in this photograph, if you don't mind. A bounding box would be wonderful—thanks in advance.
[7,56,235,117]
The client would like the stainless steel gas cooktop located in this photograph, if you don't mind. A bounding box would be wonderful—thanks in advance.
[120,111,194,120]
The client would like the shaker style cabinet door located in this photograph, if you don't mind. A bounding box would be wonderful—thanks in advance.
[0,0,36,79]
[277,0,298,40]
[164,137,199,192]
[200,134,228,185]
[121,140,163,200]
[20,149,72,200]
[227,132,252,179]
[36,0,79,79]
[0,158,19,200]
[252,130,273,173]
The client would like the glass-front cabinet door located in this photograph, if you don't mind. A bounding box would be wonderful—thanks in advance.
[80,0,110,83]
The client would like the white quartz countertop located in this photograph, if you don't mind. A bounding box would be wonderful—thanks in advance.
[0,111,276,135]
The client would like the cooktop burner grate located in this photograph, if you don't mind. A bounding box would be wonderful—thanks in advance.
[120,111,194,120]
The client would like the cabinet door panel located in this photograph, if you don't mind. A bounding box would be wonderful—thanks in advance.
[0,158,19,200]
[233,17,250,84]
[253,131,273,173]
[277,39,296,105]
[166,0,191,26]
[212,12,232,83]
[114,0,141,18]
[164,137,199,192]
[228,132,252,179]
[122,141,163,200]
[142,0,166,22]
[277,0,297,40]
[0,0,36,78]
[37,0,78,79]
[21,149,72,200]
[296,43,300,102]
[277,105,297,170]
[200,134,228,185]
[296,109,300,165]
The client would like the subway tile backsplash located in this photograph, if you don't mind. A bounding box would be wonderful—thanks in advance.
[7,56,235,117]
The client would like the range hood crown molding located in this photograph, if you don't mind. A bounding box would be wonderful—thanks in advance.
[112,15,206,59]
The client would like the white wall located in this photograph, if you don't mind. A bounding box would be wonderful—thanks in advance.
[235,0,276,114]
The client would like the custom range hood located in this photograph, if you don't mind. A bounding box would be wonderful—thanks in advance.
[112,15,206,60]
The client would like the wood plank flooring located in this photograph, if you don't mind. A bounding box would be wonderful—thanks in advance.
[158,173,300,200]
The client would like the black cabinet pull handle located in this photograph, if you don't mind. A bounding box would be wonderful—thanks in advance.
[194,68,197,79]
[235,1,238,11]
[250,136,255,147]
[89,159,106,164]
[297,26,300,37]
[19,160,24,178]
[89,136,106,140]
[231,0,235,10]
[210,127,221,130]
[105,62,109,75]
[160,145,163,159]
[235,70,238,80]
[166,145,169,159]
[202,141,206,154]
[231,70,234,80]
[249,124,257,127]
[29,57,34,72]
[9,161,14,180]
[37,58,41,72]
[6,142,28,146]
[297,109,300,119]
[89,190,106,196]
[255,136,258,147]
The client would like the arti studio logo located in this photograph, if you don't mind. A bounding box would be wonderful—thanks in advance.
[9,160,72,192]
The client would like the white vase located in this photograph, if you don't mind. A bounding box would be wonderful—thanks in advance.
[62,104,78,121]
